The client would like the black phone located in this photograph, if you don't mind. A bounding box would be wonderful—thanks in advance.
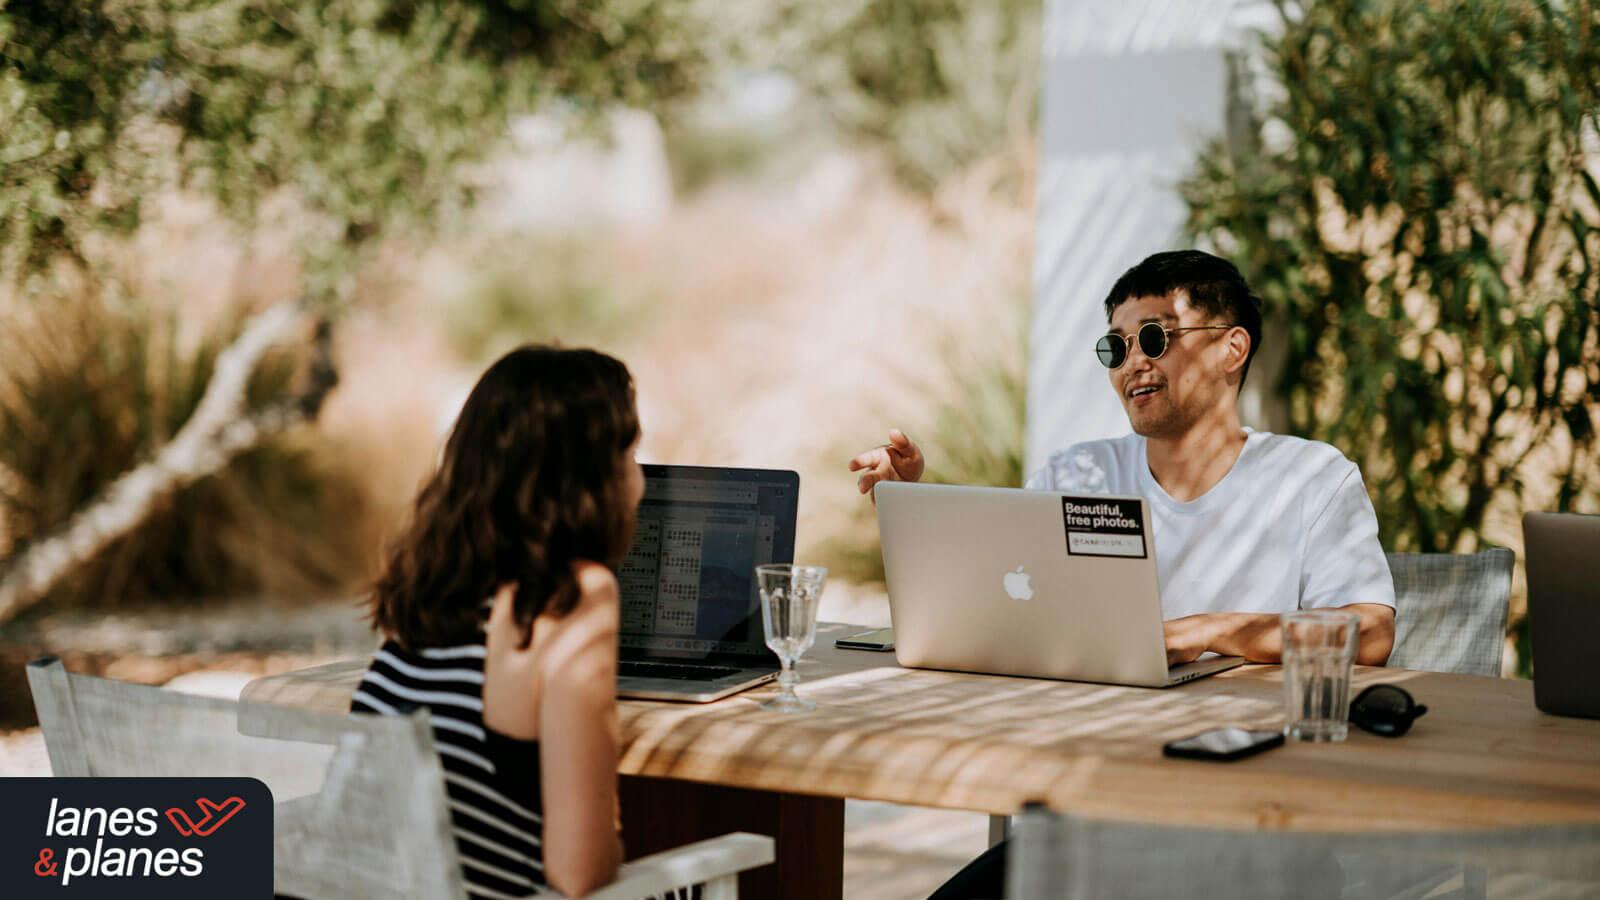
[1162,727,1284,762]
[834,627,895,651]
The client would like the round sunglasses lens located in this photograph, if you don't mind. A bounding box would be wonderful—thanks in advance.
[1096,335,1123,368]
[1137,322,1167,359]
[1351,708,1399,736]
[1357,684,1411,716]
[1351,685,1425,737]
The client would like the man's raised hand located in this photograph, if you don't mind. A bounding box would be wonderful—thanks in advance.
[849,429,925,501]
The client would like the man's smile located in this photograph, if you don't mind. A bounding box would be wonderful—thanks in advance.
[1126,382,1164,405]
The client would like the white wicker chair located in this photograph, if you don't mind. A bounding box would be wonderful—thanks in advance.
[1386,548,1515,677]
[26,656,772,899]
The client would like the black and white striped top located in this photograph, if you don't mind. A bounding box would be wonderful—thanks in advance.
[351,639,548,899]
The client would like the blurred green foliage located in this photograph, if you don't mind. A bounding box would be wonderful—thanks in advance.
[0,0,721,612]
[917,298,1029,491]
[1185,0,1600,675]
[818,293,1028,584]
[0,296,372,614]
[661,116,787,195]
[765,0,1040,193]
[0,0,719,299]
[441,236,653,363]
[1186,0,1600,551]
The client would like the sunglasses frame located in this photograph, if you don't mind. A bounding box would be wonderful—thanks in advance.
[1349,683,1428,738]
[1096,322,1239,369]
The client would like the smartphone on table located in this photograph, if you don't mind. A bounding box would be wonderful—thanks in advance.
[835,627,895,651]
[1162,727,1284,762]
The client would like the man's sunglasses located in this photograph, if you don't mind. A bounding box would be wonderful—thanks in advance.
[1095,322,1238,369]
[1349,683,1428,737]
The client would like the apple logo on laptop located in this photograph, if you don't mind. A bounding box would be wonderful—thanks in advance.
[1003,565,1034,601]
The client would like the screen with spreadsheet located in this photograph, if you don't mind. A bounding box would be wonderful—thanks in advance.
[618,466,799,661]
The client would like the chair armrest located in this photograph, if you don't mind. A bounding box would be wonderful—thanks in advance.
[576,833,774,900]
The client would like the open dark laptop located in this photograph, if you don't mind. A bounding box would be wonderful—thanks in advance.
[1524,512,1600,719]
[615,465,798,702]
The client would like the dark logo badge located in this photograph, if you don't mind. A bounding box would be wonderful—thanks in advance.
[1061,496,1148,558]
[0,778,272,898]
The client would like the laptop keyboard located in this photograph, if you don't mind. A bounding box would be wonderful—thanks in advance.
[618,661,743,681]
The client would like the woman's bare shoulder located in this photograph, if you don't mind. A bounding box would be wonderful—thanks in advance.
[569,560,619,604]
[535,562,618,685]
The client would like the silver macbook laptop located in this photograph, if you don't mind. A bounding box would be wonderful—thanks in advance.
[614,465,797,702]
[875,481,1243,688]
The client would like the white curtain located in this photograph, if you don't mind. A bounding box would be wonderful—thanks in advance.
[1027,0,1278,474]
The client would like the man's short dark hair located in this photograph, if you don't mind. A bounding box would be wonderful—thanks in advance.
[1103,250,1265,385]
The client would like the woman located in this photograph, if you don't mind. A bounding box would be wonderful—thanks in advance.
[352,345,642,898]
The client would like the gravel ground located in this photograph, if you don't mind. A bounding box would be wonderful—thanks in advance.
[0,727,48,777]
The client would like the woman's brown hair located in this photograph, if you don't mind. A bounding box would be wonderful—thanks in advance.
[369,345,640,648]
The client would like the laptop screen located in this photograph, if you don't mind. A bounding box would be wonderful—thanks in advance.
[618,465,799,662]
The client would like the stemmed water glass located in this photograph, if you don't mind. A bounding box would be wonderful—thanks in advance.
[756,564,827,713]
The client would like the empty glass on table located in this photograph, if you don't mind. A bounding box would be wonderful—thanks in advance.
[1281,609,1360,742]
[755,564,827,713]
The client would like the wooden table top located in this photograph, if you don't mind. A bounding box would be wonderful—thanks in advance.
[240,622,1600,832]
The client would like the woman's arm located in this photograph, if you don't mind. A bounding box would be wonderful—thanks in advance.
[539,564,624,898]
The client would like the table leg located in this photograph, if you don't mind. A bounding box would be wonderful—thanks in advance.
[988,814,1011,847]
[620,775,844,900]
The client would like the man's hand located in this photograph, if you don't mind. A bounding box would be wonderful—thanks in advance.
[849,429,925,500]
[1162,605,1396,666]
[1163,615,1219,666]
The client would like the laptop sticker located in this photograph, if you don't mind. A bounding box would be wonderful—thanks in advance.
[1061,497,1148,559]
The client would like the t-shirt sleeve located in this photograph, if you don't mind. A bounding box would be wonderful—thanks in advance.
[1025,444,1116,494]
[1024,462,1054,490]
[1299,465,1396,610]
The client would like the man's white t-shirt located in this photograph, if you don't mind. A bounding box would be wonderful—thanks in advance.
[1025,429,1395,619]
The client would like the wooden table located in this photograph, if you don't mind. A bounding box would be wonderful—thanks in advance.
[240,622,1600,899]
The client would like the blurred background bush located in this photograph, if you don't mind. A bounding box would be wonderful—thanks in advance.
[0,291,373,617]
[0,0,1036,633]
[1184,0,1600,674]
[771,0,1040,192]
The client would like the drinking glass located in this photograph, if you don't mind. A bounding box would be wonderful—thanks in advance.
[1281,609,1360,742]
[756,564,827,713]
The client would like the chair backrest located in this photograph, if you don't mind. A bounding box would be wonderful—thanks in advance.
[26,657,473,900]
[1386,548,1513,676]
[25,655,335,793]
[1006,807,1600,900]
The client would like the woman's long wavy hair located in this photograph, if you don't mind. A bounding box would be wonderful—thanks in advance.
[369,346,640,649]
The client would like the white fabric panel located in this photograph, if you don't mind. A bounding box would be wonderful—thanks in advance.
[1028,0,1248,474]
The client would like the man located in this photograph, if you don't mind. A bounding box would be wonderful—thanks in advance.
[852,249,1395,666]
[850,250,1395,896]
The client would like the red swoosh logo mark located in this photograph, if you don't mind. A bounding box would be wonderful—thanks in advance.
[165,796,246,837]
